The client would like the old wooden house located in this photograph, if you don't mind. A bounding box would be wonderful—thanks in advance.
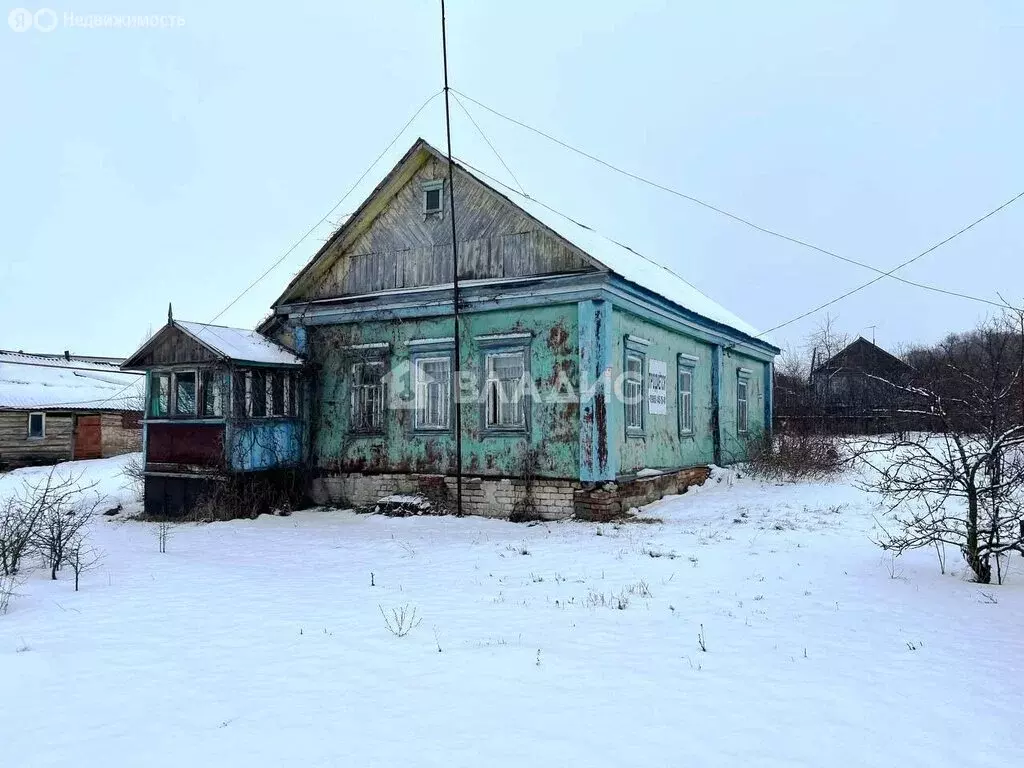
[121,319,304,516]
[0,350,143,469]
[252,138,779,519]
[807,336,917,433]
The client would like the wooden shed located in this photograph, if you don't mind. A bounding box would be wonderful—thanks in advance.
[0,350,144,469]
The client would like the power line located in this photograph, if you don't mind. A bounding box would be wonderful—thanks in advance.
[452,155,722,307]
[756,190,1024,338]
[206,89,444,327]
[453,88,1009,310]
[47,91,446,410]
[452,92,526,196]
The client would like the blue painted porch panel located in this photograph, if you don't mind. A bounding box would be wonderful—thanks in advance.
[226,419,302,472]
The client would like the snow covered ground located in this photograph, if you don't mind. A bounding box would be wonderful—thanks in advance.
[1,454,1023,767]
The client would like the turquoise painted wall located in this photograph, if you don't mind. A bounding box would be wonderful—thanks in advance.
[308,303,579,478]
[611,309,718,473]
[719,347,769,463]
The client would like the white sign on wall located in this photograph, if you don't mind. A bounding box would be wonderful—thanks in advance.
[648,359,667,415]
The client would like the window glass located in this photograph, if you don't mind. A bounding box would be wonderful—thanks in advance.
[679,367,693,434]
[351,362,386,432]
[152,373,170,417]
[174,372,196,416]
[271,372,285,416]
[737,378,749,433]
[233,372,248,418]
[286,373,297,416]
[625,353,644,432]
[485,351,526,428]
[28,412,45,438]
[250,370,267,418]
[200,370,225,417]
[414,356,451,429]
[423,182,442,214]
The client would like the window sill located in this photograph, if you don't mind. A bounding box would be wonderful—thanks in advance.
[625,430,646,440]
[481,427,529,437]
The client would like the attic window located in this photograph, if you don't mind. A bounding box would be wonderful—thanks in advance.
[423,180,443,215]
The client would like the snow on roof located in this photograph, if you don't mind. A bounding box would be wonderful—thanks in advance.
[0,352,144,411]
[467,167,764,340]
[175,321,303,366]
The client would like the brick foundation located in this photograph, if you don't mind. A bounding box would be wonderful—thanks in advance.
[310,465,710,521]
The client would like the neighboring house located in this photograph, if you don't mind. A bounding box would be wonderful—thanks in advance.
[0,350,144,469]
[121,319,305,516]
[125,138,779,518]
[807,336,916,432]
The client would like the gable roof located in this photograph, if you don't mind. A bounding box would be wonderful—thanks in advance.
[273,138,771,347]
[122,320,303,370]
[812,336,913,377]
[0,351,144,411]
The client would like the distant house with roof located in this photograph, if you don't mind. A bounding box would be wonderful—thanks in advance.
[807,336,916,432]
[0,350,144,469]
[125,138,779,518]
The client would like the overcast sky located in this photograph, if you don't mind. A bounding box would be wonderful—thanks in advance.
[2,0,1022,358]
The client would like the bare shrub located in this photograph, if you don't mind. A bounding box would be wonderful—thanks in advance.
[31,477,100,581]
[3,469,98,580]
[120,453,145,503]
[745,428,843,482]
[0,573,20,615]
[379,603,422,637]
[0,495,42,576]
[510,446,545,523]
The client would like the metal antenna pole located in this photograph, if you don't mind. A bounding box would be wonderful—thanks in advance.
[441,0,463,515]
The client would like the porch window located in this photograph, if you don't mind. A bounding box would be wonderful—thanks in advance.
[27,412,45,439]
[174,371,196,416]
[271,372,286,417]
[286,372,297,417]
[414,356,451,430]
[152,373,170,417]
[624,352,644,434]
[678,366,694,435]
[351,361,386,433]
[249,371,267,418]
[200,370,226,417]
[737,376,749,434]
[485,351,526,429]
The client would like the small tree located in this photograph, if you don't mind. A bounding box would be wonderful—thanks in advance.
[30,472,99,581]
[861,312,1024,584]
[65,536,102,592]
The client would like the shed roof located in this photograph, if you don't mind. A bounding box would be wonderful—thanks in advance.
[174,321,303,366]
[0,351,144,411]
[122,320,304,370]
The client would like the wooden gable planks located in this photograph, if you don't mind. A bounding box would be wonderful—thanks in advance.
[298,156,595,302]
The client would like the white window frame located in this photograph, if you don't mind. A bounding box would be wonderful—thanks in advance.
[484,349,527,431]
[678,366,694,435]
[422,179,444,216]
[27,412,45,439]
[737,375,750,434]
[624,350,645,435]
[414,354,452,431]
[350,361,387,434]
